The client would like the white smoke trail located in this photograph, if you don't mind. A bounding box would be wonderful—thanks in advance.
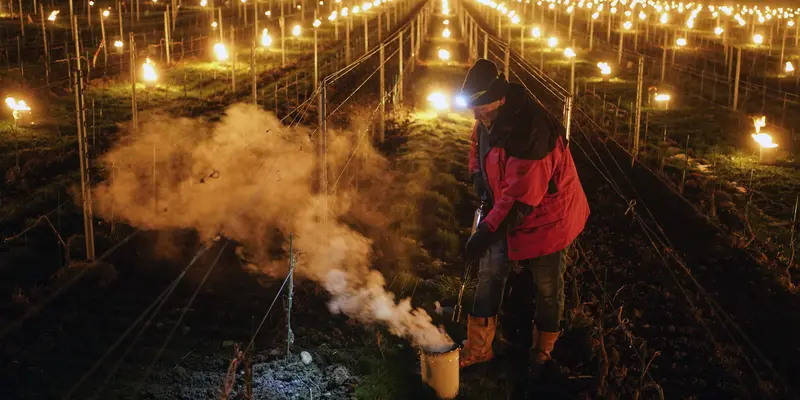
[91,104,454,351]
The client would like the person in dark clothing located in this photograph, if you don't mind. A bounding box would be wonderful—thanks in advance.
[458,59,590,376]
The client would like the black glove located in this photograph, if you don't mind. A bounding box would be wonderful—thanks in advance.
[465,223,493,262]
[471,173,488,201]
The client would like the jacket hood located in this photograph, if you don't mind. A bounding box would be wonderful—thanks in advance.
[486,83,565,160]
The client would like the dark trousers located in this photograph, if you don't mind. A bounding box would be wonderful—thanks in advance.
[471,240,568,333]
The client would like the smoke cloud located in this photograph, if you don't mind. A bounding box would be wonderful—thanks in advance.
[92,104,454,352]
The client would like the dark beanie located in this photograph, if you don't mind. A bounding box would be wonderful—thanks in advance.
[461,59,509,107]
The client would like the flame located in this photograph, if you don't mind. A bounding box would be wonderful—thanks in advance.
[597,62,611,75]
[752,133,778,148]
[142,58,157,82]
[48,10,59,21]
[114,40,124,48]
[214,43,229,61]
[261,29,273,47]
[5,97,31,112]
[753,116,766,133]
[427,92,449,111]
[655,93,671,101]
[438,48,450,61]
[786,61,795,73]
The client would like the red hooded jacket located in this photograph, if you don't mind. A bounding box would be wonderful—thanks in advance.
[469,84,589,260]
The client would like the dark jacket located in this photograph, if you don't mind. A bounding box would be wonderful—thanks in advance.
[468,83,589,260]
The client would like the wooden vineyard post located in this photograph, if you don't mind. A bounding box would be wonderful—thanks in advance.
[632,56,643,164]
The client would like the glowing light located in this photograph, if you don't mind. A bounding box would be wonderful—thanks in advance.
[659,12,668,23]
[623,20,632,30]
[511,15,521,24]
[201,0,207,6]
[564,47,576,58]
[89,1,94,6]
[654,93,671,102]
[142,58,157,82]
[455,95,468,108]
[752,133,778,148]
[676,37,687,46]
[591,12,599,19]
[353,5,360,13]
[438,48,451,61]
[341,8,348,16]
[753,34,764,44]
[292,24,302,36]
[328,11,337,21]
[261,28,272,47]
[211,21,218,28]
[442,28,451,38]
[790,20,796,27]
[714,26,724,35]
[531,26,542,38]
[103,9,110,17]
[427,92,449,111]
[547,36,558,47]
[265,10,271,16]
[639,11,646,20]
[786,61,795,73]
[443,19,449,25]
[313,19,321,28]
[296,4,301,9]
[597,61,611,75]
[5,97,31,112]
[114,40,123,48]
[213,43,229,61]
[48,10,59,21]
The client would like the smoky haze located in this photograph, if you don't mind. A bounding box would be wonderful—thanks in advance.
[91,104,454,352]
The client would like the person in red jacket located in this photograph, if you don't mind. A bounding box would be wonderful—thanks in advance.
[458,59,590,378]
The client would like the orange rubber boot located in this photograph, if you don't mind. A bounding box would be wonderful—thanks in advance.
[532,326,560,364]
[459,315,498,368]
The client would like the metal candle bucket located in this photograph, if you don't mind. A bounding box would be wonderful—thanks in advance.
[420,345,460,399]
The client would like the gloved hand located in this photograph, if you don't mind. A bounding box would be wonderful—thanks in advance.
[471,173,488,200]
[465,223,493,262]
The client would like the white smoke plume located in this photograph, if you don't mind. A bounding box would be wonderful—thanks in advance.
[91,104,454,352]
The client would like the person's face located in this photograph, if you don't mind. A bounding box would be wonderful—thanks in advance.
[470,98,505,126]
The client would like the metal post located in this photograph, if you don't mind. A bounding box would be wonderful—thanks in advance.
[314,26,318,90]
[568,9,573,39]
[252,41,257,105]
[399,30,403,106]
[618,26,624,64]
[632,56,643,163]
[733,46,742,110]
[569,56,575,96]
[379,23,384,143]
[483,31,488,59]
[364,15,368,53]
[165,7,171,65]
[130,33,138,130]
[232,27,236,91]
[660,32,667,82]
[346,15,351,64]
[18,0,24,37]
[589,17,594,50]
[504,29,510,78]
[563,96,572,141]
[118,0,124,44]
[280,1,285,67]
[73,68,96,260]
[41,4,50,84]
[287,233,294,355]
[781,23,787,73]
